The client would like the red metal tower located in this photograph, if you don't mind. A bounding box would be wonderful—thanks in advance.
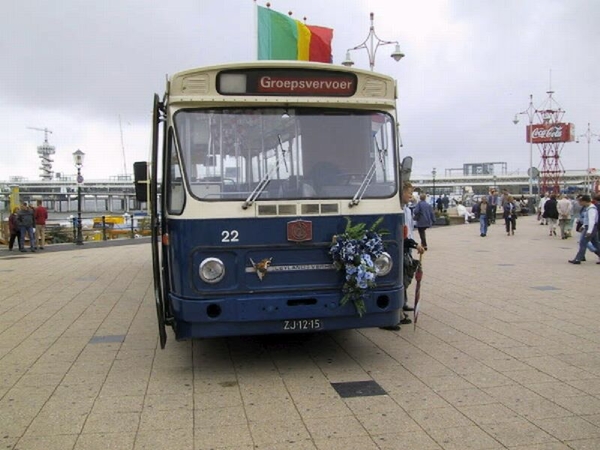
[527,90,574,194]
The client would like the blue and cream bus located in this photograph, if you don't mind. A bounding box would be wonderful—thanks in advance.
[134,61,409,347]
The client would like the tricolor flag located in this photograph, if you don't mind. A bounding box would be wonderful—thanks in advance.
[257,5,333,63]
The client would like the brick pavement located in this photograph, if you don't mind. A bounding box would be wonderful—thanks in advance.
[1,216,599,450]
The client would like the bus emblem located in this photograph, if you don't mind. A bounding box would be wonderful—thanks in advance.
[250,258,272,281]
[287,220,313,242]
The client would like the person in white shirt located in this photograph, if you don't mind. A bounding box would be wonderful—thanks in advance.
[456,201,474,224]
[538,193,549,225]
[557,194,573,239]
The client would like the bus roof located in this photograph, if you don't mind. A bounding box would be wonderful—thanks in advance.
[168,61,397,104]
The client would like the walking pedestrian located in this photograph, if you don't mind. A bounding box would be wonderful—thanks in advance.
[557,194,573,239]
[568,194,600,264]
[543,194,559,236]
[569,195,583,238]
[538,192,549,225]
[473,197,491,237]
[17,202,36,252]
[34,199,48,249]
[413,193,435,250]
[503,195,517,235]
[488,189,498,224]
[8,207,23,251]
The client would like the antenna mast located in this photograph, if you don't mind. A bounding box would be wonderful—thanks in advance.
[119,115,128,176]
[27,126,55,180]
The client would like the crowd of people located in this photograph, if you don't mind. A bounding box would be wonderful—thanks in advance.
[466,189,600,264]
[7,200,48,253]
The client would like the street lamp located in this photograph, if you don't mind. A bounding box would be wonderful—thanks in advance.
[341,12,404,71]
[575,122,599,193]
[513,94,536,196]
[432,168,437,208]
[72,149,85,245]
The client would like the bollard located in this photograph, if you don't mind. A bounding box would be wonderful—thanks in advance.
[72,217,77,241]
[130,219,135,238]
[102,216,107,241]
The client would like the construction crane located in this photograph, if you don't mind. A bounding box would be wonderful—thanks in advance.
[27,126,56,180]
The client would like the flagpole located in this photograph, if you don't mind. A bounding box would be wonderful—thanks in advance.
[253,0,259,60]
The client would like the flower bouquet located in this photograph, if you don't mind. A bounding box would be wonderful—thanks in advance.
[329,217,387,316]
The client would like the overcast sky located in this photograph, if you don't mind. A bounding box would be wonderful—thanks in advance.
[2,0,599,181]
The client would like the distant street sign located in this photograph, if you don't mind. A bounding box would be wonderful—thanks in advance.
[527,167,539,178]
[77,175,84,184]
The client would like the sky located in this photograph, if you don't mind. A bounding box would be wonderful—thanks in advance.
[2,0,600,181]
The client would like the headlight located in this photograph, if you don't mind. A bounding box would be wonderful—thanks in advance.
[374,252,392,277]
[199,258,225,283]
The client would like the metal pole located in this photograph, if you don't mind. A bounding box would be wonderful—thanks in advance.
[76,167,83,245]
[529,122,533,196]
[587,123,591,193]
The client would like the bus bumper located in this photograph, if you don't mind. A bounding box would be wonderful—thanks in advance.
[169,289,402,340]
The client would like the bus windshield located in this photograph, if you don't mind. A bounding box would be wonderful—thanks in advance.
[173,108,397,201]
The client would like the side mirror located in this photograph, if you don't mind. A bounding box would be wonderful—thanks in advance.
[133,161,148,202]
[400,156,413,183]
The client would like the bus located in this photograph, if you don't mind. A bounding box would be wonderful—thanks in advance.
[134,61,411,348]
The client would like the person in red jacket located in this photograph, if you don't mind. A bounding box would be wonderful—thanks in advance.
[34,199,48,249]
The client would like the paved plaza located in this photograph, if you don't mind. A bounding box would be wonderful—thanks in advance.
[1,216,599,450]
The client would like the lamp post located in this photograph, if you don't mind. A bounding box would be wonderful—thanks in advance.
[341,12,404,71]
[432,168,437,208]
[72,149,85,245]
[513,94,536,196]
[576,122,599,193]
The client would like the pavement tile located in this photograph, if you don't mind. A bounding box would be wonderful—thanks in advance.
[138,408,193,432]
[82,411,140,434]
[355,409,421,436]
[193,389,243,409]
[14,434,78,450]
[245,398,301,423]
[437,388,497,407]
[74,432,136,450]
[457,403,522,425]
[92,395,144,413]
[304,415,367,440]
[249,419,311,446]
[564,438,600,450]
[427,425,504,450]
[551,395,600,415]
[388,388,451,411]
[373,430,443,449]
[480,419,559,447]
[143,393,192,411]
[136,428,194,450]
[408,406,475,430]
[256,440,317,450]
[313,435,378,449]
[194,405,248,428]
[531,416,600,441]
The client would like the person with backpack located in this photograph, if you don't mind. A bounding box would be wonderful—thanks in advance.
[568,194,600,264]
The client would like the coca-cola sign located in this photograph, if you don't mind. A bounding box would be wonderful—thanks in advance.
[527,123,575,143]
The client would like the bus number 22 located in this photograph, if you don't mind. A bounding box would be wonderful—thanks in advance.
[221,230,239,242]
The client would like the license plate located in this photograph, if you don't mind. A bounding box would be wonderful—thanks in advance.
[283,319,322,331]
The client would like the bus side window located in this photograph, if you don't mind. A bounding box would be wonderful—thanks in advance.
[167,129,185,214]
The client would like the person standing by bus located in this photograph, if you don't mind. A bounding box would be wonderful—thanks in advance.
[413,193,435,250]
[34,199,48,249]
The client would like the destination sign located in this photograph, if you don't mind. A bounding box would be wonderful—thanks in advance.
[218,69,357,97]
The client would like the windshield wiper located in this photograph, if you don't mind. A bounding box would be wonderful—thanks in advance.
[349,140,387,208]
[242,135,289,209]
